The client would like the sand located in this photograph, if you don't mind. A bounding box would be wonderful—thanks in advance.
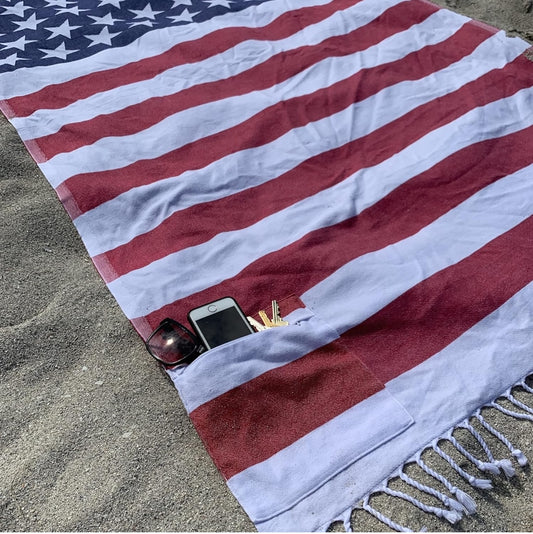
[1,1,532,531]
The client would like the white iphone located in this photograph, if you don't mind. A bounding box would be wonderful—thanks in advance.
[187,296,255,350]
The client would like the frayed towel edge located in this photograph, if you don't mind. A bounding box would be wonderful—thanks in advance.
[325,372,533,532]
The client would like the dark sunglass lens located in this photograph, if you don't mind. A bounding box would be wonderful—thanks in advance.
[147,322,197,365]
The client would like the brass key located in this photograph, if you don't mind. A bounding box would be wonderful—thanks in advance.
[259,310,274,328]
[253,301,289,330]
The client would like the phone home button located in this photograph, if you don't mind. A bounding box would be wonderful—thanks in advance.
[207,304,218,313]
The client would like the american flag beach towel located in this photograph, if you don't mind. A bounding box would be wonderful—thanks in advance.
[1,0,533,530]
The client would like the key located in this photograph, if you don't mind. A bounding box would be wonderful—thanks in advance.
[271,300,280,324]
[247,316,267,331]
[259,310,274,328]
[271,300,289,326]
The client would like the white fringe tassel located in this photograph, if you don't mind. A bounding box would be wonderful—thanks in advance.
[381,485,462,524]
[505,391,533,416]
[475,411,529,467]
[415,454,477,515]
[432,442,493,489]
[463,421,515,478]
[521,379,533,395]
[351,374,533,532]
[398,469,466,515]
[491,400,533,421]
[361,496,413,532]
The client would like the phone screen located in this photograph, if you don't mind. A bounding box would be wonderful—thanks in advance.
[194,307,252,349]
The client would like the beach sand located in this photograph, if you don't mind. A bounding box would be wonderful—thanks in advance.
[1,1,532,531]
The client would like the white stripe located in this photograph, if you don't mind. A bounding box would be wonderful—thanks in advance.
[170,307,338,413]
[106,90,533,319]
[38,9,469,187]
[302,163,533,335]
[257,282,533,531]
[228,388,413,522]
[0,0,332,100]
[13,0,405,138]
[74,29,527,258]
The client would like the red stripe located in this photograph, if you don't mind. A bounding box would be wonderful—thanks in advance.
[96,47,530,284]
[340,215,533,384]
[190,338,384,479]
[33,0,435,160]
[59,10,467,218]
[6,0,365,119]
[138,120,533,330]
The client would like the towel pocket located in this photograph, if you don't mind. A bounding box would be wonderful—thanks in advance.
[168,296,413,522]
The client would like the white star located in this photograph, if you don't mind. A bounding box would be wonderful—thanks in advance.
[55,5,81,16]
[169,8,193,23]
[12,13,45,31]
[45,19,81,39]
[129,4,164,20]
[1,3,32,17]
[98,0,125,8]
[86,26,117,47]
[39,41,73,59]
[0,52,20,66]
[204,0,234,8]
[171,0,193,7]
[1,34,34,51]
[127,18,155,28]
[88,12,118,25]
[44,0,70,7]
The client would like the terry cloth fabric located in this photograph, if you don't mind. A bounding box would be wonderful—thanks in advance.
[1,0,533,530]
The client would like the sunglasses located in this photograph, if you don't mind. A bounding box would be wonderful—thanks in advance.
[145,318,205,367]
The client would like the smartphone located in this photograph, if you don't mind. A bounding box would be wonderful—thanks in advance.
[187,297,255,350]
